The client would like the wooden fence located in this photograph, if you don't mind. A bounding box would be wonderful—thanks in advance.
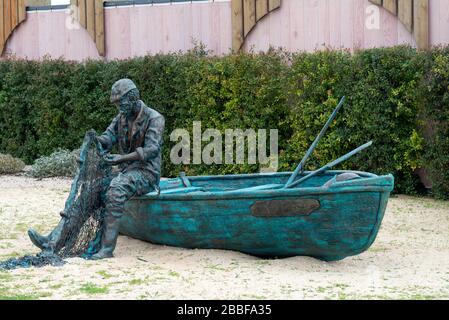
[368,0,429,49]
[0,0,26,54]
[232,0,281,51]
[69,0,105,56]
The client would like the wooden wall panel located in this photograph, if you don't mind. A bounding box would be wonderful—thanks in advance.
[4,0,12,37]
[231,0,244,52]
[86,0,95,40]
[70,0,105,56]
[414,0,429,49]
[18,0,26,23]
[95,0,105,56]
[268,0,281,11]
[243,0,256,36]
[255,0,268,21]
[0,2,4,54]
[232,0,282,51]
[0,0,27,55]
[383,0,397,15]
[11,0,19,28]
[369,0,429,49]
[78,0,87,28]
[398,0,413,32]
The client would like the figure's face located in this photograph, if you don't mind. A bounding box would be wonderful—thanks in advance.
[117,94,136,119]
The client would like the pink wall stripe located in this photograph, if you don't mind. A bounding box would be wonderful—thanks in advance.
[3,0,449,61]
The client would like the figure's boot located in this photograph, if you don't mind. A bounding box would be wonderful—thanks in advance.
[27,229,50,251]
[90,215,121,260]
[27,218,66,252]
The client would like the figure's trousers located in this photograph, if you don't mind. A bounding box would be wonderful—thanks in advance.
[45,169,154,253]
[105,169,155,219]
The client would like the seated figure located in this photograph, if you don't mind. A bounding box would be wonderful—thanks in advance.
[28,78,165,260]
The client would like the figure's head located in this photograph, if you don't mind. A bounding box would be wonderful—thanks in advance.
[110,79,140,118]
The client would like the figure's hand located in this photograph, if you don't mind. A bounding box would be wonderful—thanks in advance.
[86,129,97,139]
[86,129,110,157]
[103,154,123,166]
[95,137,108,156]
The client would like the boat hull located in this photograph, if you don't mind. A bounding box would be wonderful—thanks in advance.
[120,171,394,261]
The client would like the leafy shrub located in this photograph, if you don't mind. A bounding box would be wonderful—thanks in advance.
[0,45,448,197]
[0,153,26,174]
[283,47,425,194]
[418,47,449,199]
[28,149,78,178]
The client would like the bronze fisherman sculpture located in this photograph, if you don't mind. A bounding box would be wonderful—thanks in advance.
[28,79,165,260]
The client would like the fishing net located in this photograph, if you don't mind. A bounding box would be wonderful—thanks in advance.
[0,130,111,270]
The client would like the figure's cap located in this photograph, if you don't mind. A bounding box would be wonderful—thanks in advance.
[110,78,137,103]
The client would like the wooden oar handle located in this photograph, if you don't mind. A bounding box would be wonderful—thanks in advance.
[284,96,346,188]
[286,141,373,189]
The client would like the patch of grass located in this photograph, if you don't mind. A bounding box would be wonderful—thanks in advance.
[204,264,227,271]
[0,242,13,249]
[0,285,52,300]
[402,293,439,300]
[338,292,348,300]
[153,277,169,282]
[0,293,40,300]
[14,223,29,233]
[356,294,395,300]
[149,264,164,271]
[280,284,296,295]
[0,233,19,241]
[168,270,180,278]
[0,272,13,282]
[97,270,114,279]
[239,294,267,300]
[368,246,388,253]
[129,278,145,286]
[36,292,53,298]
[49,284,63,290]
[334,283,349,290]
[79,283,109,295]
[317,287,326,293]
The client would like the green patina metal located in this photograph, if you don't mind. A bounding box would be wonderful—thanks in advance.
[0,91,395,267]
[117,95,393,262]
[120,170,394,262]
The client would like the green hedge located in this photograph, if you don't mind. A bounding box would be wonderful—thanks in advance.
[419,47,449,199]
[0,45,448,198]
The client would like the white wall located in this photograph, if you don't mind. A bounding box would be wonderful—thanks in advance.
[52,0,70,5]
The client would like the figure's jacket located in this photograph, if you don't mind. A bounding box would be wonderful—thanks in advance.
[99,101,165,186]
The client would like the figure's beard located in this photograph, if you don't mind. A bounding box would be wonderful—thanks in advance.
[123,109,133,119]
[121,102,138,119]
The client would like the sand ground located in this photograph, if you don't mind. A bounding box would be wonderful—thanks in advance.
[0,174,448,300]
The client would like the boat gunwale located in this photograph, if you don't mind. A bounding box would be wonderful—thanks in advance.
[133,171,394,201]
[178,170,379,182]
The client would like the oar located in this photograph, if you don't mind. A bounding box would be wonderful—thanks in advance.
[284,96,345,189]
[286,141,373,189]
[233,140,373,192]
